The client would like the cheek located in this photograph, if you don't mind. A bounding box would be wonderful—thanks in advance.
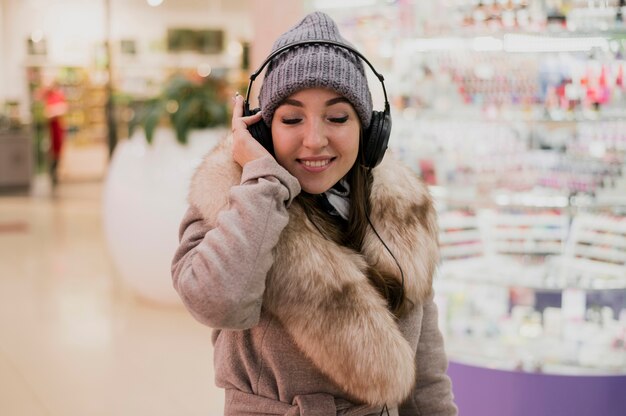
[270,126,291,159]
[340,129,360,161]
[271,129,302,173]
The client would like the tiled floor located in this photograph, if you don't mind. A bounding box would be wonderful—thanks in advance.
[0,182,224,415]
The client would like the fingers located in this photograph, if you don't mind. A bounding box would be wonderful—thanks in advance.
[231,93,243,121]
[231,93,263,133]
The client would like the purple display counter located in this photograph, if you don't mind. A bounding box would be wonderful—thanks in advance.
[448,360,626,416]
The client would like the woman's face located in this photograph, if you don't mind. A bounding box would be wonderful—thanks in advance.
[271,88,360,194]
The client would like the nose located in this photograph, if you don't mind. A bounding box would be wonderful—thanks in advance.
[302,119,328,150]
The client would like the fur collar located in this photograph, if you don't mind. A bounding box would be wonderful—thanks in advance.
[189,137,439,407]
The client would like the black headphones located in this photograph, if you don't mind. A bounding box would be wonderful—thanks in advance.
[243,39,392,169]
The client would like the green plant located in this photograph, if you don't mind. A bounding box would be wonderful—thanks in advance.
[130,74,230,145]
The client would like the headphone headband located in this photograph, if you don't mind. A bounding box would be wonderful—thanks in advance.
[245,39,390,113]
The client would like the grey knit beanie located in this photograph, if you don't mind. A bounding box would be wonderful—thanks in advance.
[259,11,373,128]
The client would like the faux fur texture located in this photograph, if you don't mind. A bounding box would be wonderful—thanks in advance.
[188,137,439,407]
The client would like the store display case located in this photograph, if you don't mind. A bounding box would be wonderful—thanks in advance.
[435,208,626,415]
[404,30,626,416]
[384,15,626,376]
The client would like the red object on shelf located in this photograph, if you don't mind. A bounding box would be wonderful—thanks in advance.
[616,65,624,89]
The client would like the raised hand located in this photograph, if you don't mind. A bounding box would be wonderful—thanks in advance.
[231,93,269,167]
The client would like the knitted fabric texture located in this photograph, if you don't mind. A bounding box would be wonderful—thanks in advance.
[258,11,373,128]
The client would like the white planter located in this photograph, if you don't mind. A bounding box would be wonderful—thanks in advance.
[103,127,226,305]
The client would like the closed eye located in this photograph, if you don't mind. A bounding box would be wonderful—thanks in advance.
[281,118,301,125]
[329,116,349,124]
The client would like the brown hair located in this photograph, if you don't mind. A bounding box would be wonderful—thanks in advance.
[296,145,410,318]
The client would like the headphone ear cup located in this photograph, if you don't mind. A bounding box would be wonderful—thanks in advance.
[363,110,391,169]
[244,104,274,154]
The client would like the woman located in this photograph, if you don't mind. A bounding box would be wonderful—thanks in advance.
[41,81,68,185]
[172,11,457,416]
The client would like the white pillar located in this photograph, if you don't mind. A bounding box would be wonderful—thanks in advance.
[2,0,32,122]
[0,0,6,106]
[248,0,304,104]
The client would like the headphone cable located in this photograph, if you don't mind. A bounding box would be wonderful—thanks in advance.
[364,209,405,304]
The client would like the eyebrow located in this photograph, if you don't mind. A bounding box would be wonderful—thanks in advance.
[280,96,351,108]
[325,97,351,106]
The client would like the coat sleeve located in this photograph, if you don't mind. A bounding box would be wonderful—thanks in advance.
[171,155,300,330]
[400,297,458,416]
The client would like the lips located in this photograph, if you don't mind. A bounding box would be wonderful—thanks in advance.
[301,159,331,168]
[298,157,336,172]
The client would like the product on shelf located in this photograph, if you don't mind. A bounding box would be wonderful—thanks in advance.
[391,119,626,201]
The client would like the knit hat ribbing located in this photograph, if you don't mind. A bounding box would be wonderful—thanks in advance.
[258,12,373,128]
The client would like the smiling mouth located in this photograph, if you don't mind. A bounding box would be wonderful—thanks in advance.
[299,158,335,168]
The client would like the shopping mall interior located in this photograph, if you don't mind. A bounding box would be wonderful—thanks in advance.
[1,0,626,415]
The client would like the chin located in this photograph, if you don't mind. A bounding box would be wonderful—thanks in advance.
[301,186,328,195]
[300,182,333,195]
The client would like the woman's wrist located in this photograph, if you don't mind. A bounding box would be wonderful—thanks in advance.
[241,156,301,205]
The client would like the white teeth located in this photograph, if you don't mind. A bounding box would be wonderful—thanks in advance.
[301,159,330,168]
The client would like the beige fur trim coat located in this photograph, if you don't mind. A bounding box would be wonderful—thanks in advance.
[172,137,457,415]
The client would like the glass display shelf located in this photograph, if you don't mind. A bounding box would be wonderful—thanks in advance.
[445,334,626,376]
[434,209,626,377]
[436,281,626,377]
[438,271,626,292]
